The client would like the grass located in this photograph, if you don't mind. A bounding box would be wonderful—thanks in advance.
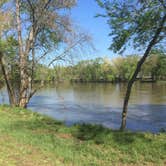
[0,105,165,166]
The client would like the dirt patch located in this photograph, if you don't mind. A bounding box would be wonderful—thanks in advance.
[57,133,73,139]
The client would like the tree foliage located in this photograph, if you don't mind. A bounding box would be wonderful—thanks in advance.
[0,0,92,107]
[37,53,166,83]
[97,0,166,130]
[96,0,166,53]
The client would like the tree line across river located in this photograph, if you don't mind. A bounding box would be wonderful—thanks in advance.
[33,52,166,84]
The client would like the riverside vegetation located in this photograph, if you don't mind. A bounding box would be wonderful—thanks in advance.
[0,53,166,85]
[0,105,165,166]
[34,52,166,84]
[0,0,166,130]
[0,1,166,165]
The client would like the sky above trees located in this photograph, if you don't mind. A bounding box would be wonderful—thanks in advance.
[71,0,113,58]
[71,0,140,59]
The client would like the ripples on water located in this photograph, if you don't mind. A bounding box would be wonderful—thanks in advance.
[1,82,166,132]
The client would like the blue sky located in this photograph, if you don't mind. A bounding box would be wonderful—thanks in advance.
[70,0,143,60]
[71,0,115,59]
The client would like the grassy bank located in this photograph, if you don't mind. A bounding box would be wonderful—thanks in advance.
[0,105,165,166]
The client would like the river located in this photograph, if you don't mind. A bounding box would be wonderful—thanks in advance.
[0,82,166,132]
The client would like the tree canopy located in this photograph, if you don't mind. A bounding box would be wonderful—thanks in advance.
[96,0,166,53]
[96,0,166,130]
[0,0,85,107]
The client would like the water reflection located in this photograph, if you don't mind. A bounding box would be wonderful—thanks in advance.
[1,82,166,132]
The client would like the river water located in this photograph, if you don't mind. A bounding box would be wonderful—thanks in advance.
[0,82,166,132]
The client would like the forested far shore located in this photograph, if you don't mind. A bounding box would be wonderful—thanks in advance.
[1,52,165,87]
[30,53,166,84]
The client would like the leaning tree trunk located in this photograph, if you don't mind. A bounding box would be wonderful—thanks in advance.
[120,13,166,131]
[0,52,16,106]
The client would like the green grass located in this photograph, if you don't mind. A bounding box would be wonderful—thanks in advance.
[0,105,165,166]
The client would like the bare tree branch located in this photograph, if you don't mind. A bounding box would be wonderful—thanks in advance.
[48,35,89,66]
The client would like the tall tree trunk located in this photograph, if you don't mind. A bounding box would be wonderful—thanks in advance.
[19,48,29,108]
[120,14,166,131]
[16,0,28,108]
[0,52,16,106]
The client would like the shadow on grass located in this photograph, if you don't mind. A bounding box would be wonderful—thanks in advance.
[7,118,153,145]
[3,107,153,145]
[72,123,153,145]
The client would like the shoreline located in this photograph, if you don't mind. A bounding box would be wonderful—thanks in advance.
[0,105,165,165]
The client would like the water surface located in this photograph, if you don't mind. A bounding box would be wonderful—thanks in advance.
[1,82,166,132]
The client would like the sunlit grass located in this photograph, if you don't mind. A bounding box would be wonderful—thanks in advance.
[0,105,165,165]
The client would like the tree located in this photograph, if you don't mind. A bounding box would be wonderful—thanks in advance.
[150,49,166,80]
[96,0,166,130]
[0,0,90,108]
[141,52,158,80]
[111,55,139,82]
[0,2,17,105]
[0,37,19,105]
